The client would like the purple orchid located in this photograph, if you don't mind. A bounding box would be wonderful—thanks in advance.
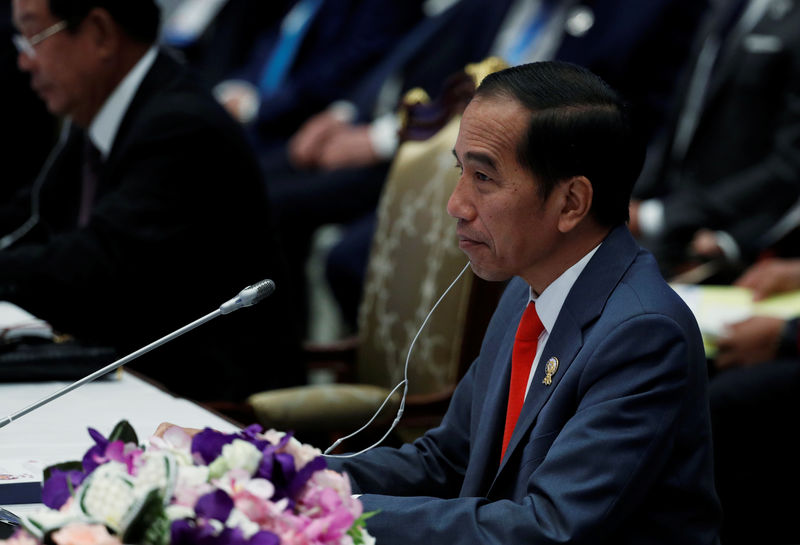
[195,490,234,522]
[191,428,237,465]
[41,468,85,509]
[81,428,142,476]
[171,519,279,545]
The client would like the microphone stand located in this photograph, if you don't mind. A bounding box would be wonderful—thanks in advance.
[0,279,275,429]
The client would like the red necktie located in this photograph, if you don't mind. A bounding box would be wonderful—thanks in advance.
[501,302,544,461]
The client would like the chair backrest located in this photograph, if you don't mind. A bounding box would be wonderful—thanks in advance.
[354,68,506,402]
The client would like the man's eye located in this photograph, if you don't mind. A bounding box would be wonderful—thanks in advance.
[454,162,463,174]
[475,172,490,182]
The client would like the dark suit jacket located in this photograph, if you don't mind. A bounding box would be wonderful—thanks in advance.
[328,226,721,544]
[233,0,424,144]
[0,51,302,402]
[346,0,707,140]
[634,1,800,261]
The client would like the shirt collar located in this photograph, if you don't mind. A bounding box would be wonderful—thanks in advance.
[529,243,601,334]
[87,46,158,158]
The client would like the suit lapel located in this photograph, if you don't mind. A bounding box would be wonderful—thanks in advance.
[702,0,774,113]
[463,295,524,496]
[105,50,183,169]
[489,226,640,490]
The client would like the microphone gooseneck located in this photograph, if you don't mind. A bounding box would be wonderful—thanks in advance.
[0,280,276,429]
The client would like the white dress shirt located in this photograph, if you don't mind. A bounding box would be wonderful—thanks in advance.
[87,46,158,158]
[524,243,600,399]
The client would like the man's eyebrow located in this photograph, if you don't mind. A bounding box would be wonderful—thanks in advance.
[464,151,497,171]
[452,149,498,171]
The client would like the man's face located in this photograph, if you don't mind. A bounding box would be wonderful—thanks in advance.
[448,95,564,288]
[13,0,100,125]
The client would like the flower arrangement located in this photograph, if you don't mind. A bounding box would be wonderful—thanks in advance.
[0,421,374,545]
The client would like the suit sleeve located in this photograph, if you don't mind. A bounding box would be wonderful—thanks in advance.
[330,312,701,545]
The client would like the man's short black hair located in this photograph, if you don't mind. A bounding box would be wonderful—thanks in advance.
[475,61,645,227]
[49,0,160,44]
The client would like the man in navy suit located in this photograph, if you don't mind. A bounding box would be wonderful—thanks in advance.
[326,62,721,544]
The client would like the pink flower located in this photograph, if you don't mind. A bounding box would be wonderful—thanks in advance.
[91,441,143,476]
[293,471,363,544]
[50,524,122,545]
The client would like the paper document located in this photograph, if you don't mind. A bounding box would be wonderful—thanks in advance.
[670,284,800,356]
[0,302,53,343]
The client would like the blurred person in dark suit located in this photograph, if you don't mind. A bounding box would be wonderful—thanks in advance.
[706,255,800,544]
[630,0,800,278]
[0,0,58,201]
[159,0,291,87]
[0,0,303,402]
[212,0,425,152]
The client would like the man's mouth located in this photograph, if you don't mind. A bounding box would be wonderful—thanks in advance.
[456,231,485,249]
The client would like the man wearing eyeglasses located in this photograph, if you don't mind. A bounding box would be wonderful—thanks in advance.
[0,0,303,402]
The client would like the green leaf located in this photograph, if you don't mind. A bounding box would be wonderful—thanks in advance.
[108,419,139,445]
[347,510,379,545]
[121,489,166,545]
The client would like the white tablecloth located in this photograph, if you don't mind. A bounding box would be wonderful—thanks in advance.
[0,371,239,513]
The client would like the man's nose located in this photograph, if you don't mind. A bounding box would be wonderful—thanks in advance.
[17,49,35,72]
[447,177,472,221]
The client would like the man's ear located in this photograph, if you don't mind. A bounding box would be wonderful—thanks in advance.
[84,7,119,58]
[557,175,593,233]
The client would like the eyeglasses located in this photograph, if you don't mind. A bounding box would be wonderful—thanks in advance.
[12,19,68,58]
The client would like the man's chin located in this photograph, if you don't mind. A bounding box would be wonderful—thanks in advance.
[466,261,512,283]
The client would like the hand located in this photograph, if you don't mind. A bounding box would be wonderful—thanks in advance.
[628,200,641,237]
[734,258,800,301]
[690,229,724,259]
[288,111,349,169]
[214,80,259,124]
[316,125,379,171]
[153,422,202,439]
[714,316,785,370]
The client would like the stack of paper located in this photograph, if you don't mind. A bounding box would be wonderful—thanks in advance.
[670,284,800,356]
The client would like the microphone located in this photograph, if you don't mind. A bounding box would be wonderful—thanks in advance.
[0,280,276,429]
[220,279,275,314]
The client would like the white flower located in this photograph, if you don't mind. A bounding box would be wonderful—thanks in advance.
[225,508,260,538]
[359,528,377,545]
[282,436,322,470]
[172,465,212,507]
[131,451,176,500]
[175,464,210,489]
[219,439,261,476]
[147,430,194,467]
[165,504,195,521]
[259,429,321,470]
[24,507,89,538]
[76,463,137,532]
[244,478,275,500]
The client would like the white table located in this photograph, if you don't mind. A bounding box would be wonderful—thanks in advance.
[0,371,240,515]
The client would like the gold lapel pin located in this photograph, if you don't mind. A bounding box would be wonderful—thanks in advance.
[542,357,559,386]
